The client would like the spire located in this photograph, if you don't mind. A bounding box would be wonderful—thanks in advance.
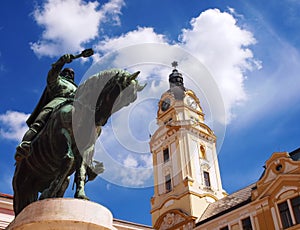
[168,61,185,100]
[169,61,184,88]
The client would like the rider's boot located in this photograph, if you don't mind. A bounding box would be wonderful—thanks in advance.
[15,123,42,162]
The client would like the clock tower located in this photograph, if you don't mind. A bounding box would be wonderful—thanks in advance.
[150,63,226,229]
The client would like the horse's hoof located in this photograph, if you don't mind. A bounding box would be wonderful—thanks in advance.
[39,192,49,200]
[76,196,89,200]
[75,193,89,200]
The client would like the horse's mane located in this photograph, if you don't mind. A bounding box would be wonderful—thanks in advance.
[75,69,130,108]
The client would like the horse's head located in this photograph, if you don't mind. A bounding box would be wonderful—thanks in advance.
[75,69,145,128]
[93,69,145,126]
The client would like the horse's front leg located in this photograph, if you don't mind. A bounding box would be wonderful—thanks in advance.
[74,156,89,200]
[73,127,100,200]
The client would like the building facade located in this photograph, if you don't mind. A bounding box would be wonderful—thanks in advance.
[195,149,300,230]
[148,66,300,230]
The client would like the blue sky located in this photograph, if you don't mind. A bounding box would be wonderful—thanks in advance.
[1,0,300,226]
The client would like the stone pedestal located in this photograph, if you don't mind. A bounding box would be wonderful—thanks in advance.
[7,198,114,230]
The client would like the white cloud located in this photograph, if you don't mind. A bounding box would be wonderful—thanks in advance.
[118,154,153,186]
[123,154,138,167]
[180,8,261,122]
[94,136,154,187]
[31,0,125,56]
[118,166,153,187]
[0,111,29,141]
[97,27,167,53]
[100,0,125,26]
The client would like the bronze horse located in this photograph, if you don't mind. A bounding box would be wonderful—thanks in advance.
[12,69,144,215]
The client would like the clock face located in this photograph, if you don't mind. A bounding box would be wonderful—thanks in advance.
[161,98,171,111]
[186,96,197,109]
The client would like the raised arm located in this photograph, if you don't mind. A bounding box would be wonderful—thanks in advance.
[47,54,74,85]
[47,49,94,85]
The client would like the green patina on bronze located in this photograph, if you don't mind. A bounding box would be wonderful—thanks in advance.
[12,49,145,216]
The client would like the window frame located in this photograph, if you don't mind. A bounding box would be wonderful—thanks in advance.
[165,174,172,192]
[203,171,211,188]
[163,147,170,163]
[241,216,253,230]
[277,195,300,229]
[278,200,293,229]
[291,196,300,224]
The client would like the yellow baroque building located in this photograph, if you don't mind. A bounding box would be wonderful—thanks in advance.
[148,66,300,230]
[1,66,300,230]
[195,149,300,230]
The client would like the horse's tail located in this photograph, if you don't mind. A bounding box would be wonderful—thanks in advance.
[12,160,38,216]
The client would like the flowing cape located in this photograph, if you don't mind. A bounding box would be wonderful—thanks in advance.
[26,87,51,126]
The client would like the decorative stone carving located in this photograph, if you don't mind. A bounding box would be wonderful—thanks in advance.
[183,222,193,230]
[201,162,210,171]
[160,212,185,230]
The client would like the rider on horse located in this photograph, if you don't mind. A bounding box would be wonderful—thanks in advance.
[12,49,145,215]
[15,50,93,162]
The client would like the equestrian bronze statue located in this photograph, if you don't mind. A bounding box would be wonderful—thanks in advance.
[12,49,145,216]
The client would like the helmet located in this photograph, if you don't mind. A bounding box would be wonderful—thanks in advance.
[60,68,75,81]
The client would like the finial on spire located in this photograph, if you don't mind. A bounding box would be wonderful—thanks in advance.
[171,61,178,69]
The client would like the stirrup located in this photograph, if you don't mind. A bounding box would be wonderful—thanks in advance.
[15,142,31,162]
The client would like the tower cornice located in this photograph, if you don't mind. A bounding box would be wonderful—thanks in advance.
[150,121,216,152]
[150,190,219,214]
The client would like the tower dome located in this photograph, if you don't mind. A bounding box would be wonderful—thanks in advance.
[167,61,186,100]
